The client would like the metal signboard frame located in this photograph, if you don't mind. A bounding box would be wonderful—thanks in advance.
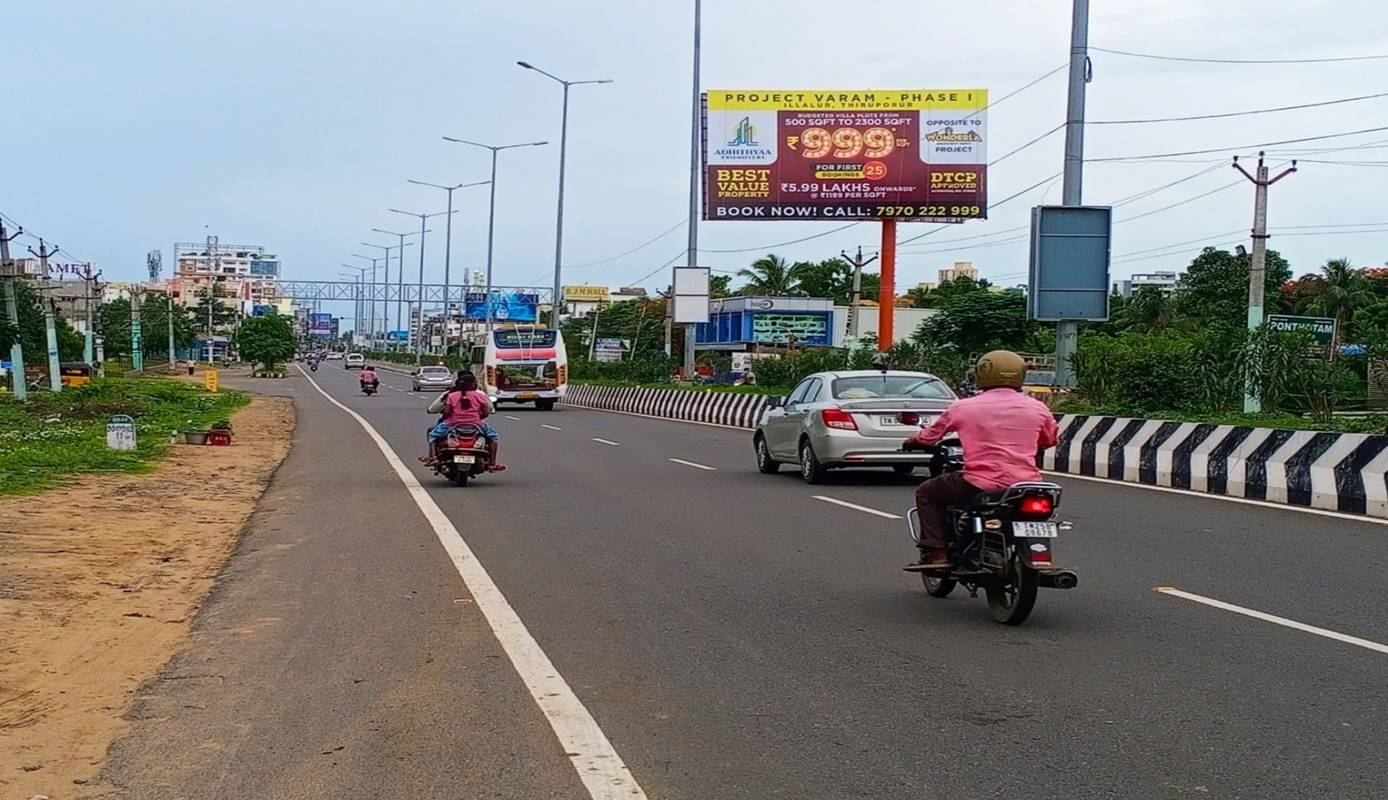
[1028,205,1112,322]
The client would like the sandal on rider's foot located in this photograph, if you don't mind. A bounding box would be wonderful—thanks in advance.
[487,464,507,472]
[903,551,952,571]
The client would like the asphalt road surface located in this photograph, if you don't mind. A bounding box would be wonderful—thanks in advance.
[102,365,1388,799]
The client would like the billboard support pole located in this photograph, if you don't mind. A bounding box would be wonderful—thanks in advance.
[877,220,896,351]
[678,0,702,379]
[1053,0,1090,390]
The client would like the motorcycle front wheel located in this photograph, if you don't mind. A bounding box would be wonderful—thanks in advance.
[986,555,1038,625]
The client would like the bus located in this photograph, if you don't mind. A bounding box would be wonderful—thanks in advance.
[469,325,567,410]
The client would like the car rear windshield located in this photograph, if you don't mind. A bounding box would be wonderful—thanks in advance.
[420,367,450,375]
[832,375,953,400]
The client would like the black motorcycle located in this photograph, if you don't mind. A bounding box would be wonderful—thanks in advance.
[906,442,1077,625]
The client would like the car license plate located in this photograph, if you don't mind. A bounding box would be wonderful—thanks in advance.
[1013,521,1058,538]
[517,392,538,400]
[879,415,907,426]
[453,455,475,465]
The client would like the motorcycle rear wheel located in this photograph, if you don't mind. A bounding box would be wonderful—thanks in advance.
[985,556,1038,625]
[921,572,956,597]
[446,464,470,487]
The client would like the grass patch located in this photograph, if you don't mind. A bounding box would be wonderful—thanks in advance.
[1053,400,1388,435]
[0,378,249,495]
[573,380,787,396]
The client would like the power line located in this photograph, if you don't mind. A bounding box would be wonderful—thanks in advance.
[1088,125,1388,162]
[566,218,686,268]
[700,222,862,254]
[626,250,688,287]
[1108,161,1228,206]
[897,172,1063,246]
[988,122,1066,167]
[1090,46,1388,65]
[1089,91,1388,125]
[958,63,1067,123]
[1114,179,1246,224]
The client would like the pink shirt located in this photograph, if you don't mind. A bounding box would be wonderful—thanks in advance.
[359,369,378,382]
[915,388,1059,490]
[442,389,491,428]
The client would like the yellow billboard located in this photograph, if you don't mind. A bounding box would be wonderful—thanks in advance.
[563,285,610,302]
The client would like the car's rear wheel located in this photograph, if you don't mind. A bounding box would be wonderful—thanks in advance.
[799,439,828,484]
[755,434,779,474]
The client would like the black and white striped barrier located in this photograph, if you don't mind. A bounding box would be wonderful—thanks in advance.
[1043,415,1388,517]
[563,384,770,430]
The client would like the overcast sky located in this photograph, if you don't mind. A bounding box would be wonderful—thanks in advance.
[6,0,1387,319]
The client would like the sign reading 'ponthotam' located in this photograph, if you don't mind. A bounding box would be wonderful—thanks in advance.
[702,89,988,222]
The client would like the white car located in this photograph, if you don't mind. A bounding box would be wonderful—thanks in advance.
[325,351,344,361]
[344,353,366,369]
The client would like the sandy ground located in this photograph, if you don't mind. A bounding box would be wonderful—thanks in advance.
[0,396,294,800]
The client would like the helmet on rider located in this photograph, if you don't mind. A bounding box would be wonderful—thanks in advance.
[973,350,1027,390]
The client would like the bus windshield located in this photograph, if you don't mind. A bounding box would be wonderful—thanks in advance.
[494,329,557,349]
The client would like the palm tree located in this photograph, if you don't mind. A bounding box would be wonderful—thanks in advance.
[1314,257,1369,355]
[1121,285,1174,332]
[736,253,799,295]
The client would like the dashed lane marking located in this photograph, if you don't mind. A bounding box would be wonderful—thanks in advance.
[668,458,716,471]
[811,495,902,520]
[1156,587,1388,656]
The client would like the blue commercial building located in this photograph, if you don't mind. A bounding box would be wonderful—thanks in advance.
[694,296,834,350]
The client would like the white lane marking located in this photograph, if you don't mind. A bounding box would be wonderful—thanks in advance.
[668,458,717,471]
[1156,587,1388,656]
[541,424,563,431]
[294,365,648,799]
[591,438,621,447]
[1046,470,1388,527]
[812,495,902,520]
[505,415,521,421]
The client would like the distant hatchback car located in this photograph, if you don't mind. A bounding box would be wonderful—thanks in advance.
[344,353,366,369]
[753,370,957,483]
[412,365,454,392]
[325,351,344,361]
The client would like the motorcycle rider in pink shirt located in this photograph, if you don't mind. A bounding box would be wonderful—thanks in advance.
[903,351,1059,570]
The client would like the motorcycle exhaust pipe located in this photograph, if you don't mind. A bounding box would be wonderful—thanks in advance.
[1038,570,1079,590]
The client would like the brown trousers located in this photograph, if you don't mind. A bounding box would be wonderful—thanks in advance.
[913,471,980,549]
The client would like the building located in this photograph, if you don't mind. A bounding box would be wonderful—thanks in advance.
[1113,271,1179,298]
[938,261,979,285]
[561,285,649,319]
[694,296,834,350]
[834,305,938,348]
[172,241,282,315]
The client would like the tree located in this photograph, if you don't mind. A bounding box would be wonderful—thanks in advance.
[235,313,296,371]
[1311,258,1369,354]
[1119,285,1179,332]
[736,254,799,295]
[98,294,198,359]
[193,284,238,334]
[1177,246,1291,322]
[0,280,84,365]
[912,286,1038,355]
[709,274,733,298]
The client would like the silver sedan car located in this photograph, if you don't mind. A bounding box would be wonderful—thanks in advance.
[753,370,956,483]
[411,365,454,392]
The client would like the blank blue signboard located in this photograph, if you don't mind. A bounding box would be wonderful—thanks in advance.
[1028,205,1112,322]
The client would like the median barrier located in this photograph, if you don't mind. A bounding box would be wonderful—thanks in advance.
[564,384,1388,519]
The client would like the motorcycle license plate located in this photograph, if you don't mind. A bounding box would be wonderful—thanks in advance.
[453,455,475,465]
[1014,521,1058,538]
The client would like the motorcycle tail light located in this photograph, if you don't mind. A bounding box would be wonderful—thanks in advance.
[1020,496,1053,516]
[821,408,858,430]
[898,412,920,426]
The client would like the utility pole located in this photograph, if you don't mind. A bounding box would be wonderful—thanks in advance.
[77,263,100,364]
[0,224,25,400]
[30,239,62,390]
[679,0,702,378]
[1234,150,1297,413]
[1053,0,1090,390]
[166,290,177,368]
[205,234,218,363]
[130,289,144,373]
[841,246,878,343]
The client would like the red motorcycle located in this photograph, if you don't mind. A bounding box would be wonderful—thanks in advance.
[430,423,491,486]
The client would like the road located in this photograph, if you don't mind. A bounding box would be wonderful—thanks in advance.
[101,365,1388,799]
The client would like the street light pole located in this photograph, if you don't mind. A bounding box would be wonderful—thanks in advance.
[407,179,489,354]
[351,253,385,347]
[388,208,452,362]
[368,231,421,350]
[517,62,612,331]
[442,137,547,333]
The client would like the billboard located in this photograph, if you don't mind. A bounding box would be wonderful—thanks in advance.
[249,259,280,276]
[464,291,540,323]
[1028,205,1112,322]
[563,285,609,302]
[1267,314,1336,347]
[702,89,987,222]
[308,313,333,337]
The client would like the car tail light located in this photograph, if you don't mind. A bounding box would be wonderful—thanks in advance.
[898,412,920,426]
[821,408,858,430]
[1020,496,1053,516]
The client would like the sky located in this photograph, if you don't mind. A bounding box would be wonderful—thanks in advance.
[5,0,1388,326]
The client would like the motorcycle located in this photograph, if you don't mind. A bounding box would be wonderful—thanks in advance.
[361,380,378,396]
[309,362,319,372]
[429,423,491,486]
[906,441,1077,625]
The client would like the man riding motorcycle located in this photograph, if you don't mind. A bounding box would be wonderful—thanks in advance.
[902,350,1058,570]
[359,365,379,392]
